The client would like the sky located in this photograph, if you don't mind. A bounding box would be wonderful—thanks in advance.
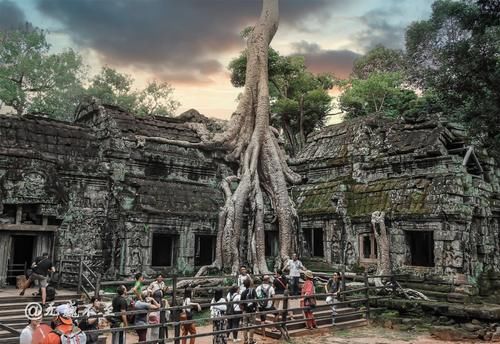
[0,0,435,121]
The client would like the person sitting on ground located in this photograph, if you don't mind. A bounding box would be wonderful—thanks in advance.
[20,314,42,344]
[239,278,257,344]
[283,253,306,296]
[226,285,242,343]
[210,288,227,344]
[79,296,102,344]
[43,304,86,344]
[19,252,55,307]
[237,266,251,293]
[301,270,317,330]
[132,272,145,300]
[134,290,160,343]
[180,288,202,344]
[325,272,342,322]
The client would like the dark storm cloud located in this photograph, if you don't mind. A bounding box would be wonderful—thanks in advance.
[0,0,26,31]
[353,8,407,52]
[36,0,337,84]
[291,41,360,79]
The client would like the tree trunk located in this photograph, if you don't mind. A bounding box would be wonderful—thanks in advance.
[298,94,305,151]
[190,0,303,275]
[371,211,390,287]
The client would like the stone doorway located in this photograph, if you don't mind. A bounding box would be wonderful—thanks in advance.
[195,235,216,266]
[8,235,34,285]
[405,230,435,267]
[303,228,324,258]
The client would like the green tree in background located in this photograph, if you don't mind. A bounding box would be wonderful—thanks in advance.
[406,0,500,158]
[229,48,333,156]
[0,26,84,119]
[352,45,407,80]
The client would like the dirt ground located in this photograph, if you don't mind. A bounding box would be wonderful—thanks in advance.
[118,324,485,344]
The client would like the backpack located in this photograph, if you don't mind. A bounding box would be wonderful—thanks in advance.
[52,326,87,344]
[257,286,270,310]
[226,293,236,315]
[240,288,256,312]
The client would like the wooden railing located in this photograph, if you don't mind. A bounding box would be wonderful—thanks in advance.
[57,255,101,299]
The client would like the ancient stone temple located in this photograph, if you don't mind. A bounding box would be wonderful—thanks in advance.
[291,115,500,289]
[0,107,499,291]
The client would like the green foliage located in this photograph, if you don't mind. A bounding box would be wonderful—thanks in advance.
[0,26,180,120]
[339,72,417,119]
[352,45,407,80]
[405,0,500,158]
[228,48,333,156]
[0,26,85,119]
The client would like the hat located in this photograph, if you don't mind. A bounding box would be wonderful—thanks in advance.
[55,304,74,325]
[304,270,314,279]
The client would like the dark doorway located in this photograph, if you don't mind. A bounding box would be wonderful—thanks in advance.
[303,228,324,257]
[406,231,435,267]
[151,234,176,267]
[8,235,34,284]
[195,235,216,266]
[265,231,278,257]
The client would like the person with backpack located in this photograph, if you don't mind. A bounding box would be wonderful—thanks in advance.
[110,285,128,344]
[301,270,317,330]
[225,285,241,343]
[325,272,342,323]
[239,278,257,344]
[179,288,201,344]
[134,290,160,342]
[43,304,86,344]
[79,296,102,344]
[210,288,227,344]
[19,252,55,307]
[256,275,275,322]
[272,269,288,310]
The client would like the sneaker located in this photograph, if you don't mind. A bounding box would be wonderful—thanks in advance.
[19,291,25,296]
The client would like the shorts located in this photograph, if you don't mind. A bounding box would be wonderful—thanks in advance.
[30,273,48,288]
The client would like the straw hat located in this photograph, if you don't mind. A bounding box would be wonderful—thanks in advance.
[304,270,314,279]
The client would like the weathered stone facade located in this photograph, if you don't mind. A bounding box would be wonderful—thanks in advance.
[1,108,499,292]
[291,115,500,289]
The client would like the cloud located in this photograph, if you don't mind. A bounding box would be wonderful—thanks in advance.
[290,41,360,79]
[0,0,26,30]
[36,0,337,84]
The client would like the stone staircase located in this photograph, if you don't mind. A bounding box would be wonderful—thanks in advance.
[255,302,367,339]
[0,289,81,343]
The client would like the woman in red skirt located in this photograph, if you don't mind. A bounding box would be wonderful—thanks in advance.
[301,270,317,329]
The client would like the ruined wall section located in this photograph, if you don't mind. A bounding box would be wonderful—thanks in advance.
[291,115,500,285]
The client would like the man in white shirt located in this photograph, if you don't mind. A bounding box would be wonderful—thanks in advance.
[147,273,167,303]
[237,265,251,293]
[284,253,306,295]
[19,315,42,344]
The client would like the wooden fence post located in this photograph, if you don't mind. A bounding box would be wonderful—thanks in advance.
[77,256,83,295]
[282,289,290,340]
[57,259,63,289]
[341,266,346,302]
[94,274,101,297]
[363,272,370,321]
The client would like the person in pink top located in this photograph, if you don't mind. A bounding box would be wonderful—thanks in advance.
[301,270,317,330]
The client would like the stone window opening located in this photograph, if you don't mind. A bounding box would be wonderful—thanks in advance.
[405,230,435,267]
[303,228,324,258]
[151,233,176,267]
[359,233,377,262]
[195,235,216,266]
[265,231,279,257]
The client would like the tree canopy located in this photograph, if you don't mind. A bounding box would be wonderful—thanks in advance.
[0,26,180,120]
[229,48,333,156]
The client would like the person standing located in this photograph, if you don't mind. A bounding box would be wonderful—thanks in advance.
[148,273,167,304]
[180,288,201,344]
[240,279,257,344]
[325,272,342,323]
[226,285,242,343]
[110,285,128,344]
[79,296,102,344]
[19,252,55,307]
[284,254,305,296]
[272,269,288,310]
[301,270,317,330]
[132,272,145,300]
[237,266,251,293]
[256,276,275,322]
[20,315,42,344]
[210,289,227,344]
[134,290,160,343]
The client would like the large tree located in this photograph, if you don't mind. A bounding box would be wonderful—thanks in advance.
[0,26,84,119]
[148,0,303,274]
[406,0,500,159]
[229,48,333,156]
